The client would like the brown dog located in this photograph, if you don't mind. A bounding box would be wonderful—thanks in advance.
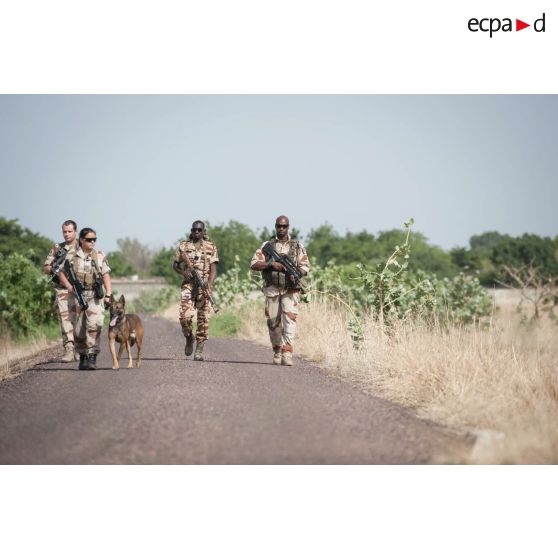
[108,294,144,370]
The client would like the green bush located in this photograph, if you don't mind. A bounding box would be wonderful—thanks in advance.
[209,311,242,337]
[307,220,493,327]
[0,251,57,337]
[150,247,182,286]
[213,255,258,307]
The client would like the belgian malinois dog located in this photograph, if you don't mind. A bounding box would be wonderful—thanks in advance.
[108,294,144,370]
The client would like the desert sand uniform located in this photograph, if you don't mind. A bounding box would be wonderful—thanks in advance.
[66,248,111,356]
[44,240,78,351]
[251,236,310,355]
[174,238,219,342]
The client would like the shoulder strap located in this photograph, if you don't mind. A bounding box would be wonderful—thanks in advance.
[53,241,66,257]
[201,241,208,273]
[91,250,102,277]
[288,239,299,261]
[72,253,80,274]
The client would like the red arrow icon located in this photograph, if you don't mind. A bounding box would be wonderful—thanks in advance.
[516,19,530,31]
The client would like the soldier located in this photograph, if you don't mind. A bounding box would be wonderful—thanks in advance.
[250,215,310,366]
[173,220,219,362]
[43,219,79,363]
[58,227,112,371]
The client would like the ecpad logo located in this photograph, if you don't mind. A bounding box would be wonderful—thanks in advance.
[468,13,546,37]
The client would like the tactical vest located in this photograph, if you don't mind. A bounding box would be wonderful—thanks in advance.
[181,240,210,282]
[72,249,102,288]
[262,238,300,289]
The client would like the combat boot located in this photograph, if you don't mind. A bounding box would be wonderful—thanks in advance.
[61,344,75,363]
[193,340,205,361]
[86,352,97,370]
[78,354,88,370]
[184,333,195,356]
[273,351,282,365]
[281,351,293,366]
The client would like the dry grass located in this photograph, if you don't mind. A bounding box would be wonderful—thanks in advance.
[0,333,58,382]
[239,298,558,464]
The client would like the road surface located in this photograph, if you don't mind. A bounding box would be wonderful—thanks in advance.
[0,314,469,464]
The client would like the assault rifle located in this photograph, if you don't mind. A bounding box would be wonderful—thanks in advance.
[63,260,89,311]
[262,242,305,289]
[47,247,68,284]
[180,257,219,314]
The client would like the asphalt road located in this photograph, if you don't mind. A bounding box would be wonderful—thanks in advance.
[0,314,468,464]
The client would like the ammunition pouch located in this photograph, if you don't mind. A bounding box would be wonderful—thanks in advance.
[93,278,104,300]
[263,269,296,289]
[73,249,104,299]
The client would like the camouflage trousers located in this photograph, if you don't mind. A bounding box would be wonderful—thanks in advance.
[54,287,74,348]
[179,284,212,342]
[68,292,104,355]
[265,291,299,353]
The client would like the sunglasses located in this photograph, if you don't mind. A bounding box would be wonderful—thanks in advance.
[275,224,289,229]
[83,237,97,242]
[191,228,204,232]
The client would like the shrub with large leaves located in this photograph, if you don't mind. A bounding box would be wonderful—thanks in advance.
[0,251,56,337]
[307,220,493,326]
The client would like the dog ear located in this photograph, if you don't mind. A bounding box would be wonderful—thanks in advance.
[119,294,125,304]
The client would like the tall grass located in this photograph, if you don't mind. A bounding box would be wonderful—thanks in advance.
[238,299,558,464]
[1,322,61,381]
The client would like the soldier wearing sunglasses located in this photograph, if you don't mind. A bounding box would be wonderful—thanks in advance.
[250,215,310,366]
[173,220,219,361]
[58,227,112,370]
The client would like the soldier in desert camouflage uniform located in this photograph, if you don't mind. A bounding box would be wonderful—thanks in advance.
[58,227,112,371]
[43,220,79,363]
[251,215,310,366]
[173,220,219,361]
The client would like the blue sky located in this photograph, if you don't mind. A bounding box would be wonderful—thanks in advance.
[1,95,556,252]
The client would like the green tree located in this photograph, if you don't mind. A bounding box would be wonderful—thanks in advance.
[307,224,458,277]
[115,237,154,276]
[106,251,137,277]
[491,234,558,282]
[150,246,181,286]
[469,231,512,251]
[450,246,482,271]
[449,232,511,285]
[306,224,342,264]
[206,220,260,274]
[0,217,53,267]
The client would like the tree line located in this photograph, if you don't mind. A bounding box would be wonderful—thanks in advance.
[2,216,556,336]
[2,216,557,288]
[119,221,558,287]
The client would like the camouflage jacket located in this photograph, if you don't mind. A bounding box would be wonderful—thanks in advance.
[174,239,219,285]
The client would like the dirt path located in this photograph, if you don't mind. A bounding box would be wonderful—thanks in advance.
[0,314,469,464]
